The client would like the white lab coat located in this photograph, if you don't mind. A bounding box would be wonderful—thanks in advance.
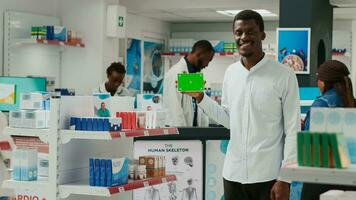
[163,58,209,127]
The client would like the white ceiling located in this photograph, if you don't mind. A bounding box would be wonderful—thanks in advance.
[120,0,280,22]
[119,0,356,22]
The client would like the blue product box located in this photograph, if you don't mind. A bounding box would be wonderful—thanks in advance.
[100,159,107,186]
[81,118,88,131]
[103,119,110,131]
[75,118,82,130]
[93,119,98,131]
[70,117,77,130]
[210,40,225,53]
[111,157,129,186]
[98,118,104,131]
[106,159,112,186]
[87,118,93,131]
[89,159,95,186]
[54,26,67,42]
[94,159,101,186]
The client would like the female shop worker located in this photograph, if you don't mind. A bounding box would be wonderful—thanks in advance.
[93,62,131,96]
[302,60,356,199]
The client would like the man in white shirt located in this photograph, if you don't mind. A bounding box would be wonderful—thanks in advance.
[93,62,131,96]
[184,10,300,200]
[163,40,214,127]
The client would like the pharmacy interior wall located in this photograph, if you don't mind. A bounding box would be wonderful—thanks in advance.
[0,0,59,76]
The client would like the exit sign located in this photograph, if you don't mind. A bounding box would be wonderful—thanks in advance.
[118,16,124,27]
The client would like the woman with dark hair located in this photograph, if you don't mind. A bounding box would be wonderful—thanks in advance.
[302,60,356,199]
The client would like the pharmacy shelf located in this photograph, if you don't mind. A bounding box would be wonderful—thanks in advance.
[280,164,356,186]
[59,175,177,198]
[162,52,276,57]
[162,52,239,57]
[3,127,50,143]
[12,38,85,48]
[59,128,179,144]
[2,179,49,191]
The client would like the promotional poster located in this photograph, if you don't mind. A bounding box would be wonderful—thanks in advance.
[277,28,311,74]
[134,140,203,200]
[143,41,165,94]
[126,39,142,95]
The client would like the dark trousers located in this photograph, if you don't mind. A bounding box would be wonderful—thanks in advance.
[301,183,356,200]
[223,179,276,200]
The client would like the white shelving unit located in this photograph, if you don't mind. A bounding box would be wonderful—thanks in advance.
[59,175,176,198]
[1,97,178,199]
[280,164,356,186]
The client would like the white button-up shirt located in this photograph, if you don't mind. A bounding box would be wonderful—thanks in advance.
[199,56,301,183]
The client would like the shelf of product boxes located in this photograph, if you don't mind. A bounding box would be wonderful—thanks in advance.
[3,127,50,143]
[2,179,49,191]
[59,128,179,144]
[280,164,356,186]
[12,38,85,48]
[161,52,240,57]
[59,175,177,198]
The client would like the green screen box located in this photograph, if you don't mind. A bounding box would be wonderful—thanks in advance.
[177,73,204,92]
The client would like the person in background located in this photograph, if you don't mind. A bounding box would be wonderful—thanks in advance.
[163,40,215,127]
[93,62,131,96]
[183,10,300,200]
[301,60,356,199]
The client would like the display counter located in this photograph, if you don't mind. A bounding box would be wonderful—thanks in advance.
[134,127,230,200]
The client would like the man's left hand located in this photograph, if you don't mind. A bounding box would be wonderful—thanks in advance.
[270,181,290,200]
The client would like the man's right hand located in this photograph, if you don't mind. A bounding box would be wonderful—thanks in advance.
[183,92,204,103]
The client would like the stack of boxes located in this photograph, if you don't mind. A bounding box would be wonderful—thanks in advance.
[89,157,128,187]
[70,117,121,131]
[69,110,167,132]
[138,156,166,178]
[297,107,356,168]
[297,132,350,168]
[9,93,50,129]
[31,25,83,44]
[12,149,38,181]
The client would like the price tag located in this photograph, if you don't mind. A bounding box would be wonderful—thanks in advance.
[118,186,125,193]
[144,130,149,136]
[162,178,167,183]
[143,181,149,187]
[43,40,48,44]
[120,132,126,138]
[163,129,169,135]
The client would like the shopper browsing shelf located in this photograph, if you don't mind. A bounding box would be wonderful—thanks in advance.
[183,10,300,200]
[93,62,131,97]
[301,60,356,199]
[163,40,214,127]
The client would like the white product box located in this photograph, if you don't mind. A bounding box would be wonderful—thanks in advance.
[111,157,129,186]
[343,108,356,164]
[20,93,50,110]
[156,111,167,128]
[326,108,344,132]
[38,153,49,179]
[137,94,162,111]
[9,110,24,128]
[23,110,48,129]
[20,149,38,181]
[11,150,22,181]
[310,108,328,132]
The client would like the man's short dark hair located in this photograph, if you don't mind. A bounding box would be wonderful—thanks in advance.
[191,40,214,54]
[233,10,264,32]
[106,62,126,76]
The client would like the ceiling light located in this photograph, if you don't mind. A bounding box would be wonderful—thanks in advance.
[216,9,277,17]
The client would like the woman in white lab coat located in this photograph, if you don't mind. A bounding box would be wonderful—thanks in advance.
[163,40,214,127]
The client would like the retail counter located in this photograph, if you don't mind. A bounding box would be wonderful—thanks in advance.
[134,127,230,200]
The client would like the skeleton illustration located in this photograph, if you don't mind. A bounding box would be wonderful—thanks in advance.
[181,178,198,200]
